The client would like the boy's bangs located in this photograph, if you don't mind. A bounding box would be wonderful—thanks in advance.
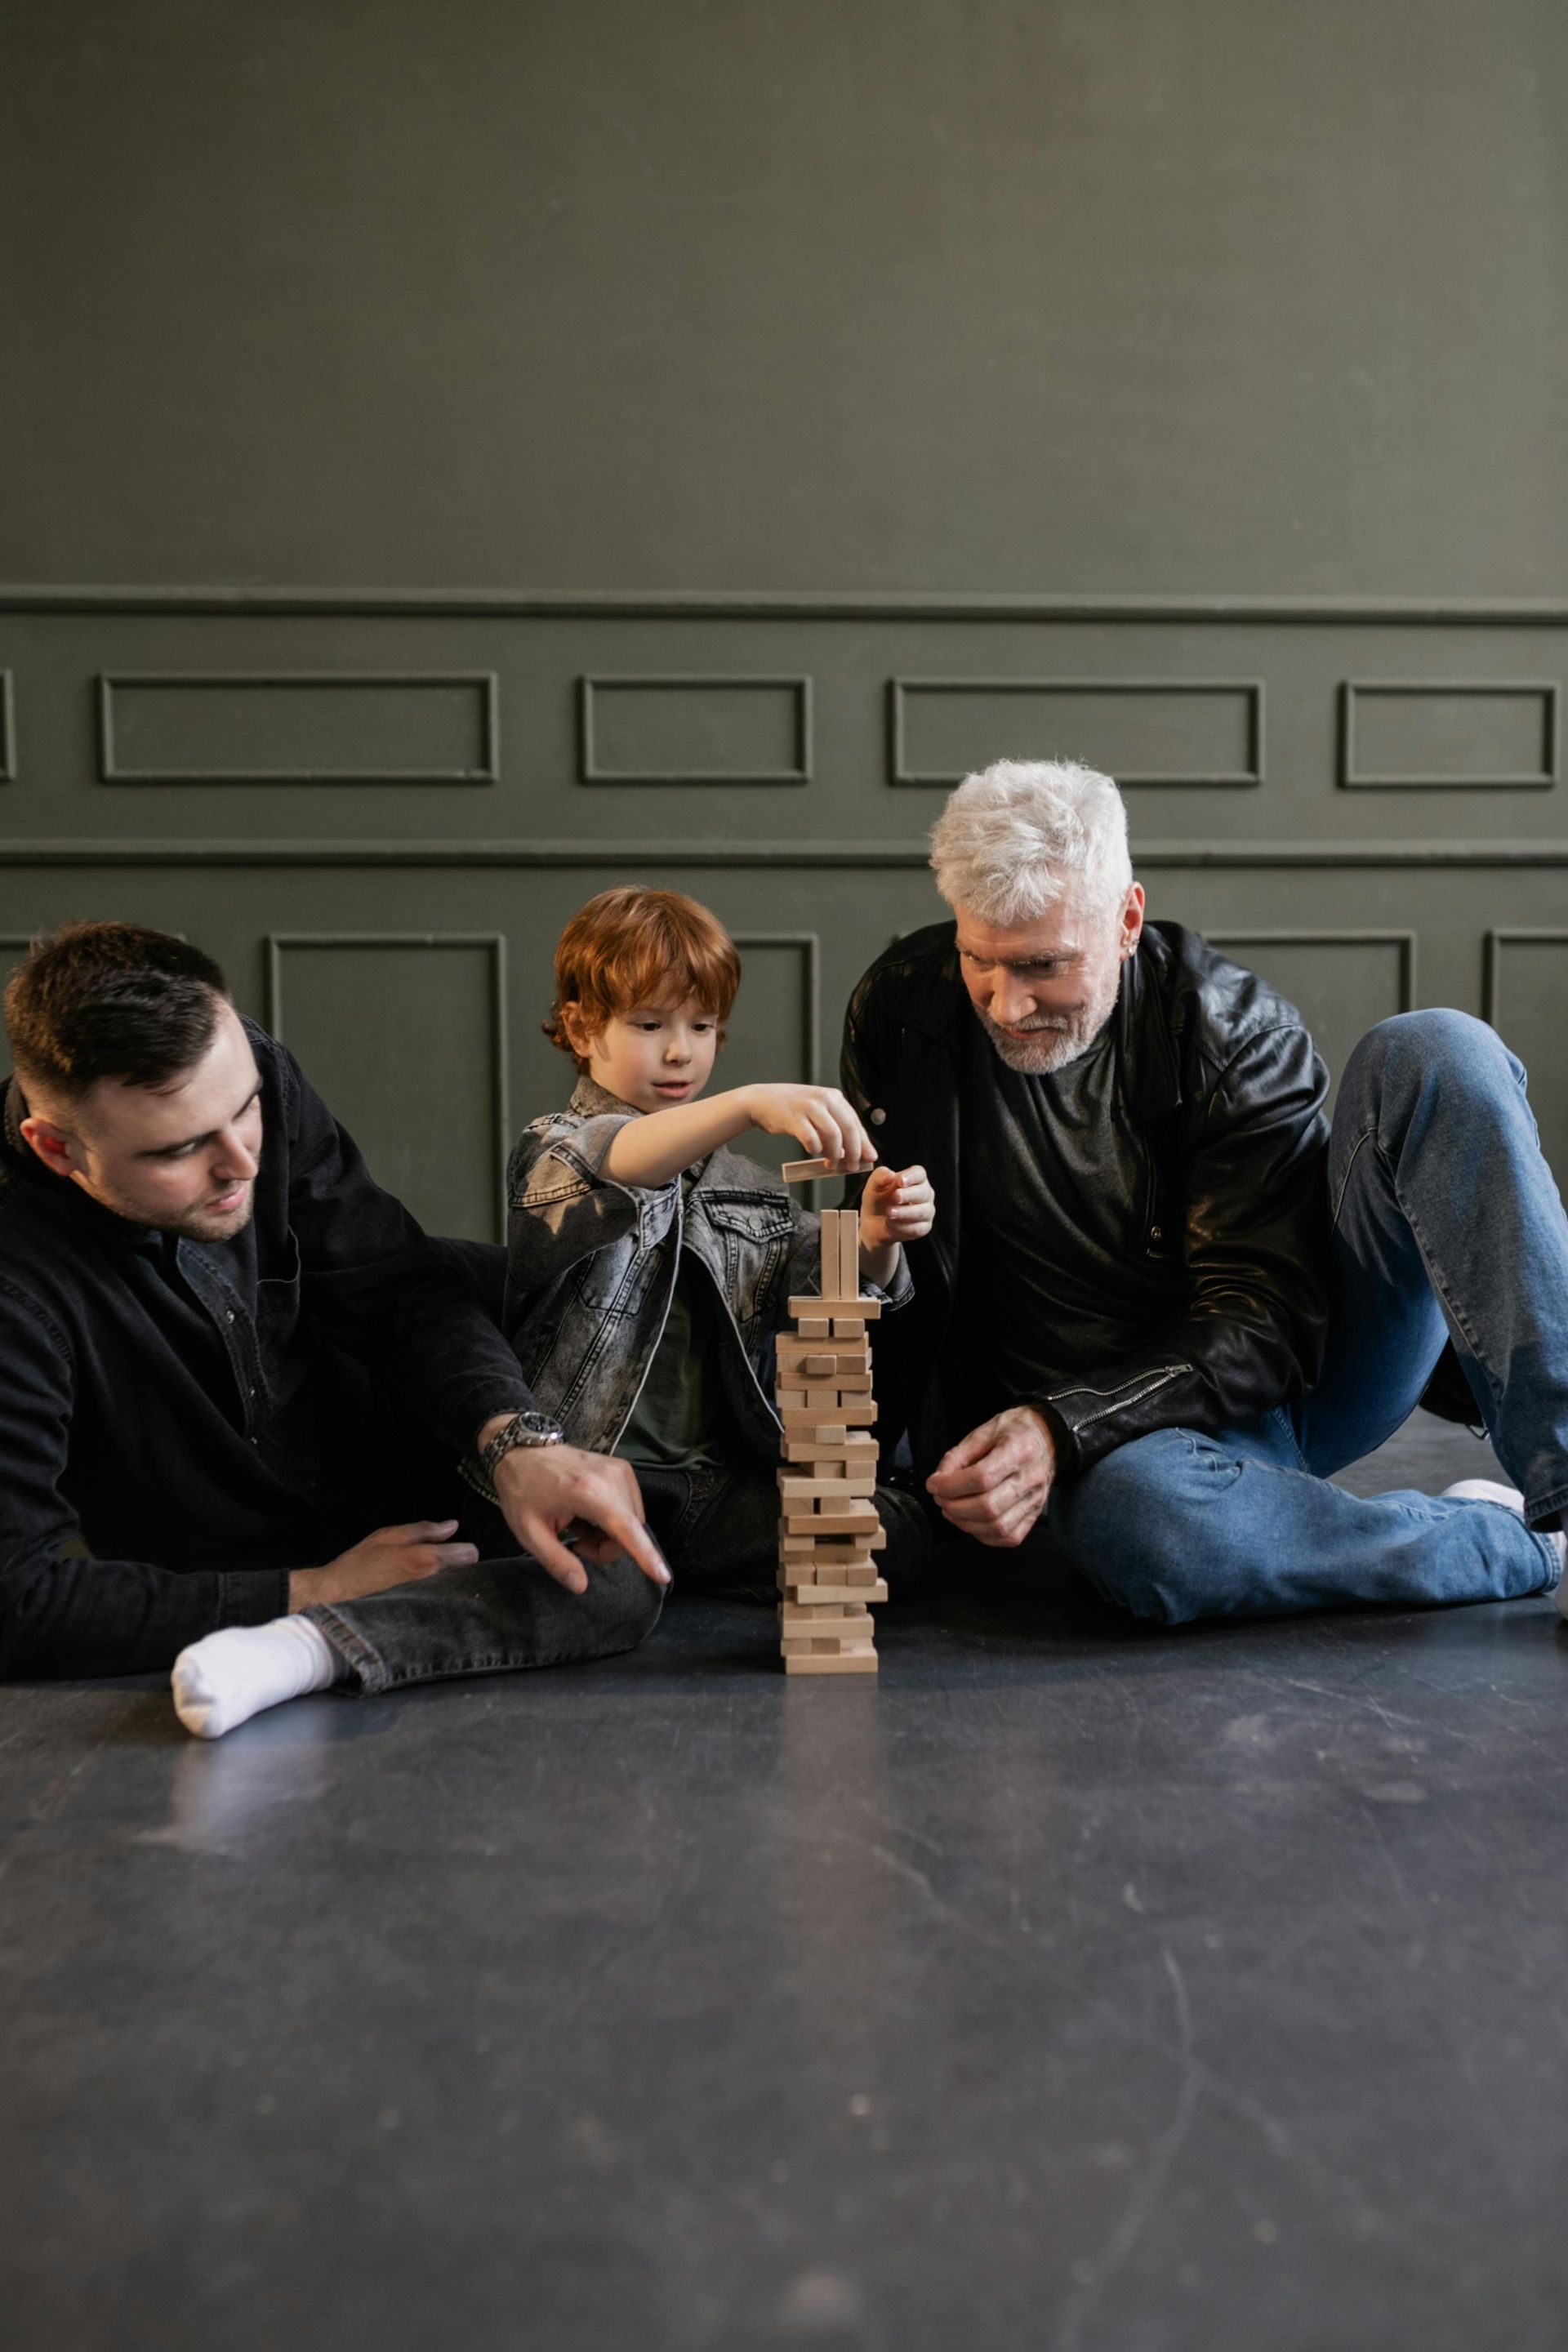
[610,921,737,1023]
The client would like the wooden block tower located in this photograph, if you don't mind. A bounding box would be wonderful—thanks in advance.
[773,1193,887,1675]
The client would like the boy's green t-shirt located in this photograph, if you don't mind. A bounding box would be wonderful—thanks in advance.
[615,1250,734,1472]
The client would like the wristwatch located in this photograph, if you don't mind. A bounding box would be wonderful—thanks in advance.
[460,1407,565,1502]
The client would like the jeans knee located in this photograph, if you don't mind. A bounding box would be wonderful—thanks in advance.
[1051,1431,1235,1625]
[597,1552,666,1650]
[1343,1009,1520,1110]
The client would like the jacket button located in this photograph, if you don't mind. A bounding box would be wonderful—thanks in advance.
[1151,1226,1164,1241]
[869,1108,886,1127]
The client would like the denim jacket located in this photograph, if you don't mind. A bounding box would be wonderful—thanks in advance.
[503,1076,914,1464]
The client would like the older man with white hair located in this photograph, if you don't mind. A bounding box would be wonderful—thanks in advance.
[840,758,1568,1621]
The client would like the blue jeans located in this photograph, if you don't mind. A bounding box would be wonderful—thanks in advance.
[1048,1012,1568,1624]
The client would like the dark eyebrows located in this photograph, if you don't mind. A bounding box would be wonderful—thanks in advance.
[959,944,1082,971]
[136,1082,262,1160]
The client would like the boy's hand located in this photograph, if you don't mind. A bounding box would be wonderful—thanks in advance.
[858,1164,934,1253]
[742,1084,877,1172]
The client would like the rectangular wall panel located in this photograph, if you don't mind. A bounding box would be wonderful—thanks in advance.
[710,932,821,1178]
[1342,682,1558,789]
[890,679,1264,787]
[1207,930,1416,1103]
[1485,930,1568,1183]
[0,672,14,783]
[579,675,812,783]
[99,674,501,785]
[265,933,508,1241]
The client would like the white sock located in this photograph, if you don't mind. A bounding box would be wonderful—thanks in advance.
[1441,1478,1568,1601]
[172,1614,341,1740]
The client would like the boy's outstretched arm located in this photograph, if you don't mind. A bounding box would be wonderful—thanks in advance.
[599,1082,878,1190]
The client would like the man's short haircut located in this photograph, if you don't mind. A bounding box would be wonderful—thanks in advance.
[929,759,1134,926]
[544,886,742,1071]
[4,921,230,1102]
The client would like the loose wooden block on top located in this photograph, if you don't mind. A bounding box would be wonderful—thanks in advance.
[782,1156,835,1182]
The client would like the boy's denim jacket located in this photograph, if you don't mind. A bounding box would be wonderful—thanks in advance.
[503,1076,914,1463]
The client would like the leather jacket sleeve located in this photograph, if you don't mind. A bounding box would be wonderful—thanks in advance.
[1038,1022,1331,1475]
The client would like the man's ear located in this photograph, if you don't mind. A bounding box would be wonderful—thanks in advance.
[19,1112,85,1183]
[1120,883,1147,957]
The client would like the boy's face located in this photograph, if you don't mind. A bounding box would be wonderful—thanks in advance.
[581,996,720,1112]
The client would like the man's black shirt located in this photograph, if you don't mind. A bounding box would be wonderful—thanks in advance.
[0,1021,531,1677]
[956,1002,1189,1419]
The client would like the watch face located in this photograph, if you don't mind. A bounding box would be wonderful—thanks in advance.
[512,1411,564,1446]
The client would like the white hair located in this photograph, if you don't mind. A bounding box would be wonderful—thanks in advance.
[929,758,1133,926]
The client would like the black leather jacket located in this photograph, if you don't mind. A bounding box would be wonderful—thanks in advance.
[840,919,1334,1480]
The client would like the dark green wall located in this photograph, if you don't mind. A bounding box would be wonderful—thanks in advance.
[2,4,1566,1237]
[5,0,1567,595]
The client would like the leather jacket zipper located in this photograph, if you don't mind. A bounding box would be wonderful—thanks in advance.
[1055,1363,1191,1432]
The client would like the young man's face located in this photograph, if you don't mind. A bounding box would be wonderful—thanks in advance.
[20,1002,265,1241]
[955,883,1146,1076]
[580,996,721,1113]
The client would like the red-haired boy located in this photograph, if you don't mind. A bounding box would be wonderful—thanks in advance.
[501,885,935,1584]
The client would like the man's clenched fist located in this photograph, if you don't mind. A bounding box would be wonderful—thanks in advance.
[925,1405,1057,1547]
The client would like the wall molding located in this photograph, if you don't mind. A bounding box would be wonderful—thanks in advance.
[3,835,1568,868]
[264,930,510,1231]
[1482,928,1568,1029]
[889,677,1265,787]
[1208,927,1419,1010]
[0,672,14,784]
[578,674,813,785]
[10,585,1568,623]
[1339,680,1560,791]
[97,671,501,786]
[729,931,822,1085]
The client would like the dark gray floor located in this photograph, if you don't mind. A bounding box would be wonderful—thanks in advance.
[5,1412,1566,2352]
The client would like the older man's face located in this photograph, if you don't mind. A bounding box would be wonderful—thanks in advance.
[955,884,1145,1076]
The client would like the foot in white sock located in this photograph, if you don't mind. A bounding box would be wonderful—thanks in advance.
[1440,1478,1568,1606]
[172,1615,341,1739]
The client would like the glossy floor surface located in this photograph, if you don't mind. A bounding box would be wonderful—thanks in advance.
[5,1413,1566,2351]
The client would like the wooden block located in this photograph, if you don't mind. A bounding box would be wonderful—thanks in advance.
[783,1517,878,1540]
[795,1316,830,1339]
[782,1432,876,1463]
[777,1335,871,1366]
[781,1633,877,1658]
[831,1317,868,1339]
[779,1601,864,1624]
[780,1578,889,1606]
[780,1401,878,1429]
[778,1476,878,1502]
[783,1651,879,1675]
[818,1209,843,1300]
[838,1209,859,1301]
[782,1533,885,1566]
[782,1156,834,1182]
[787,1295,880,1321]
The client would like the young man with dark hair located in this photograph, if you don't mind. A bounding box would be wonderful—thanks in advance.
[0,921,670,1723]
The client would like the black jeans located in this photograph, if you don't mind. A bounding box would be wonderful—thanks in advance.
[635,1461,932,1590]
[306,1461,929,1694]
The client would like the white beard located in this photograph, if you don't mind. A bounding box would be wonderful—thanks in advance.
[975,969,1122,1076]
